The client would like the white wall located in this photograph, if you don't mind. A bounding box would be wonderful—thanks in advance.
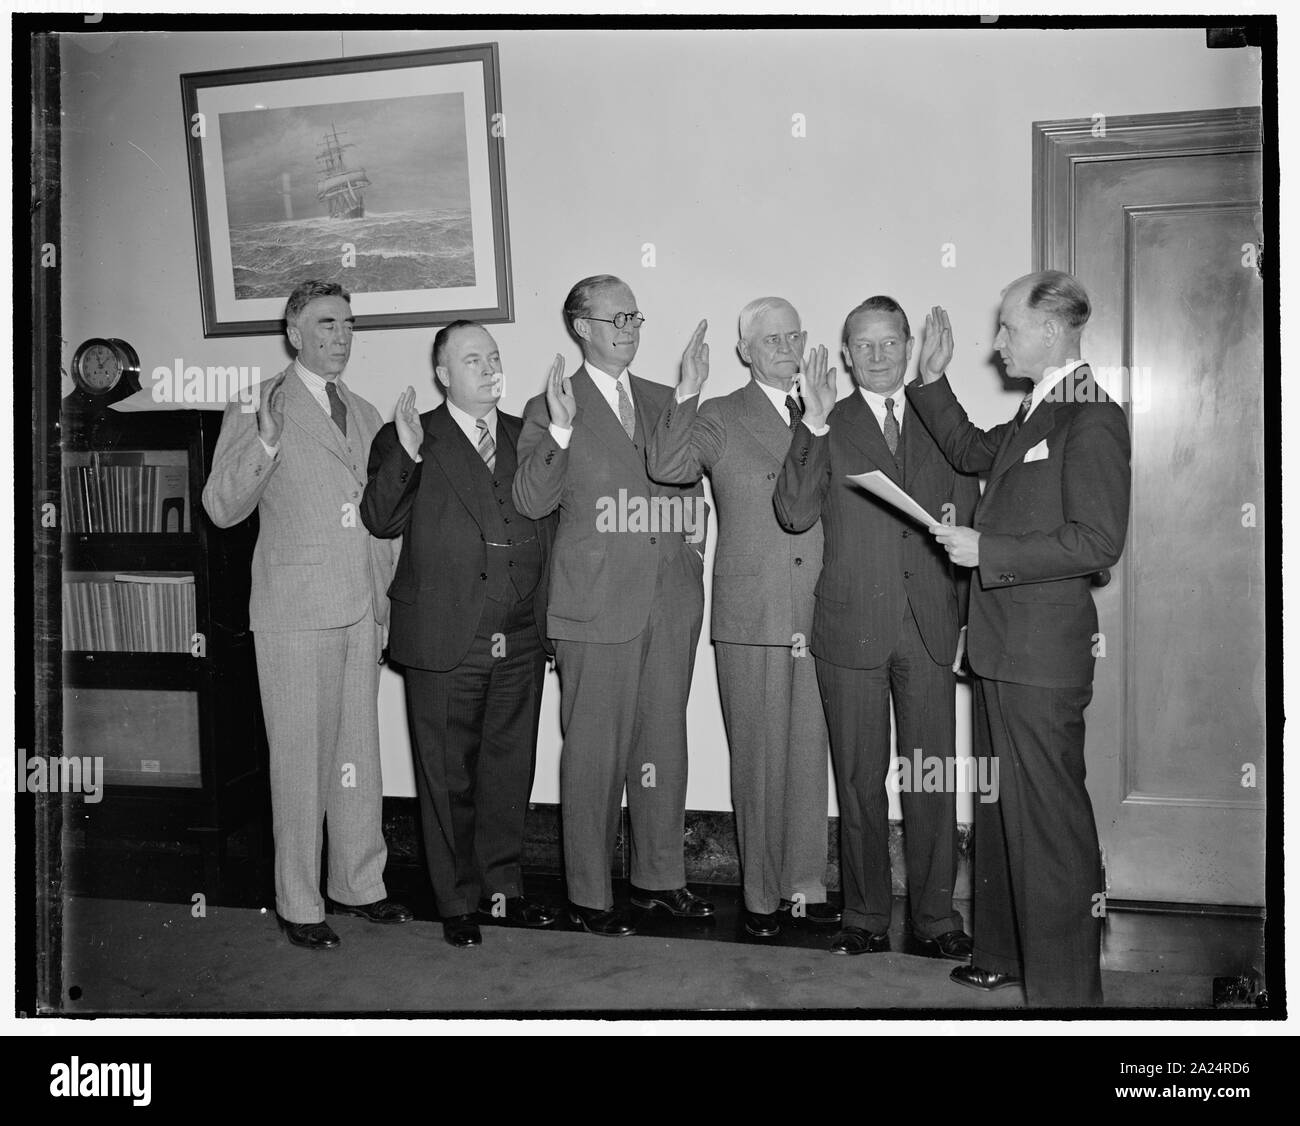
[60,27,1260,810]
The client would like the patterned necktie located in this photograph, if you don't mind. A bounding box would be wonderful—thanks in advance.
[785,393,803,432]
[324,380,348,437]
[475,418,496,473]
[883,397,900,456]
[616,379,636,440]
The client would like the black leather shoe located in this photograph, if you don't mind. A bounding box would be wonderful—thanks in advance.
[442,914,483,948]
[327,898,414,924]
[780,898,843,926]
[911,929,974,961]
[744,910,781,937]
[629,885,715,917]
[828,926,890,955]
[567,903,636,937]
[950,964,1023,992]
[478,896,558,928]
[277,915,340,950]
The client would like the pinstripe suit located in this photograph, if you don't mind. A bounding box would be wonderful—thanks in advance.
[775,386,979,936]
[202,364,398,924]
[646,379,829,913]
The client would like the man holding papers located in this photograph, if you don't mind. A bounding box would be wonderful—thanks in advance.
[775,296,979,958]
[908,272,1130,1006]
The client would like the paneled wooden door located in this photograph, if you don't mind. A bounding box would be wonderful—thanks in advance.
[1033,109,1265,905]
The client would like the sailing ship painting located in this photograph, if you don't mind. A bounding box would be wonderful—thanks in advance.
[315,123,371,220]
[217,93,477,299]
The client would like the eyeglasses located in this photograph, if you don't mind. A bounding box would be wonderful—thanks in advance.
[584,311,646,330]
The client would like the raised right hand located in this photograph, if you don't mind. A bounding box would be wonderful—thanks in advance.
[800,344,837,428]
[256,371,288,446]
[544,353,574,428]
[393,385,422,459]
[679,319,709,397]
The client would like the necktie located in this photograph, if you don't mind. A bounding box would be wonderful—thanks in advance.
[616,379,636,440]
[324,380,347,437]
[784,393,803,432]
[1012,393,1033,434]
[475,418,496,473]
[882,397,900,456]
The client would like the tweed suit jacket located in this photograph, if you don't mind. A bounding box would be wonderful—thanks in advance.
[201,363,397,633]
[646,378,822,646]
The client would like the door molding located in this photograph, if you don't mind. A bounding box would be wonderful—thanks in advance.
[1032,107,1262,273]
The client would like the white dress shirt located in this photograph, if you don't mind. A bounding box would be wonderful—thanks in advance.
[858,383,908,434]
[259,359,346,457]
[446,398,498,451]
[1025,359,1088,421]
[549,362,633,449]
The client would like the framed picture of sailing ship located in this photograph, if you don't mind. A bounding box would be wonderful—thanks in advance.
[181,43,512,336]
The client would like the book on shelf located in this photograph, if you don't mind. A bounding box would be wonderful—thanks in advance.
[63,572,196,653]
[62,450,189,533]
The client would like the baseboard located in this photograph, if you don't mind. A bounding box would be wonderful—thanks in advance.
[381,798,974,900]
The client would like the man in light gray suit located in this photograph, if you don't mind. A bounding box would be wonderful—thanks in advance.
[646,299,839,938]
[203,280,411,950]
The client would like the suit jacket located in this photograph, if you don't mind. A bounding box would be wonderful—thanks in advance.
[906,366,1130,687]
[361,403,555,670]
[774,384,979,669]
[201,363,397,633]
[647,379,822,645]
[513,365,706,644]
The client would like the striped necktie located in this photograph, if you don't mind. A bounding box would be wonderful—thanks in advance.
[475,418,496,473]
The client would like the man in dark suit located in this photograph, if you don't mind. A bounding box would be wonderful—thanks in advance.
[908,272,1130,1006]
[646,299,838,938]
[203,279,411,950]
[361,321,558,948]
[513,275,712,936]
[775,296,979,958]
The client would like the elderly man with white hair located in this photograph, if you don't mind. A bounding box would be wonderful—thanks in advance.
[647,298,839,938]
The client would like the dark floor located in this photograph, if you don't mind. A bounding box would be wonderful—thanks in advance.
[62,845,1268,981]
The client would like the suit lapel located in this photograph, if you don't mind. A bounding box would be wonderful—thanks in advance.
[736,379,796,464]
[836,389,902,483]
[899,379,932,485]
[424,405,488,530]
[984,368,1092,485]
[283,366,352,467]
[573,367,645,474]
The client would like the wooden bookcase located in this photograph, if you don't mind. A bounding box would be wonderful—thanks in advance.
[61,408,267,900]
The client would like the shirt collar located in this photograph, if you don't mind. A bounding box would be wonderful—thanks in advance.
[753,378,797,415]
[1028,359,1088,416]
[294,358,342,395]
[585,361,629,388]
[445,396,497,442]
[858,383,907,413]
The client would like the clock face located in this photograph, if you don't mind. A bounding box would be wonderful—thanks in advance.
[79,342,122,391]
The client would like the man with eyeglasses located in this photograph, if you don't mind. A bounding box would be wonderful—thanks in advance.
[774,296,979,959]
[514,274,712,936]
[645,299,838,939]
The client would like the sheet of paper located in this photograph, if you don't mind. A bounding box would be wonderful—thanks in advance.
[846,470,941,528]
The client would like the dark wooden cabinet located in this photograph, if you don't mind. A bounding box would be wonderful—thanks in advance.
[61,408,268,901]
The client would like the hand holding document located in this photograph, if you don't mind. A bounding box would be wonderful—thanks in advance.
[846,470,941,528]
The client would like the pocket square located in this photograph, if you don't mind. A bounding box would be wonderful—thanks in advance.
[1023,439,1049,463]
